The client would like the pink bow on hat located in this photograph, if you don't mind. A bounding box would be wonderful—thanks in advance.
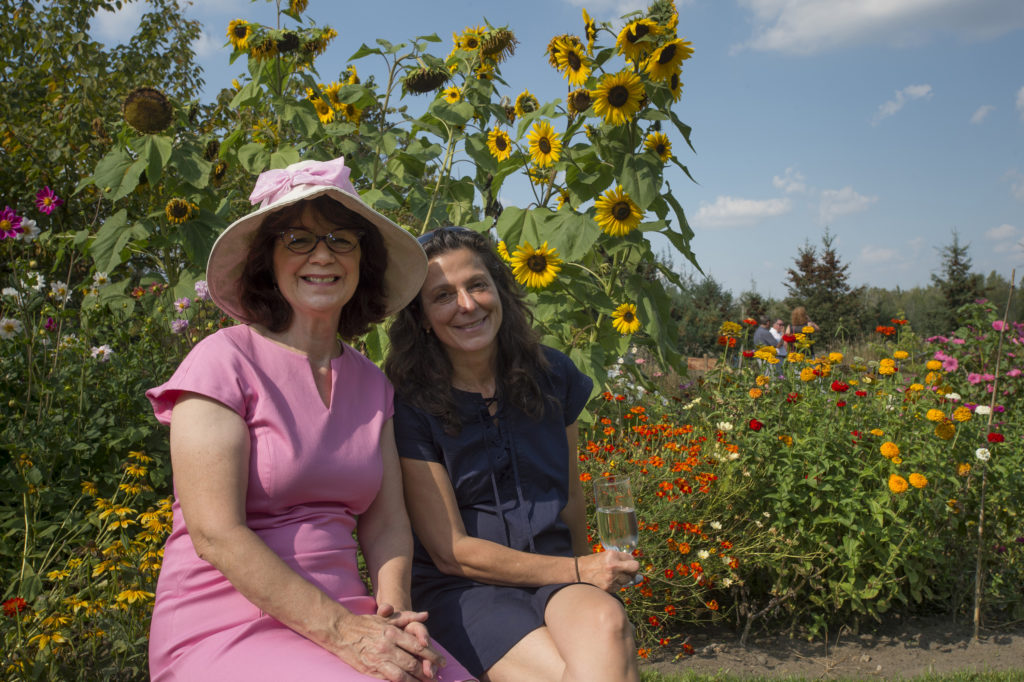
[249,157,355,207]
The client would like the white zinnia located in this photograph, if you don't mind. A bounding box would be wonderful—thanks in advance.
[697,549,710,560]
[716,421,734,432]
[1,318,24,339]
[710,521,722,530]
[91,345,113,361]
[945,392,962,402]
[975,448,991,462]
[975,405,992,416]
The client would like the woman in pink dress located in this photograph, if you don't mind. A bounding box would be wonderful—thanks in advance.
[146,157,474,681]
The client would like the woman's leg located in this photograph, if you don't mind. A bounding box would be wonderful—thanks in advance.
[480,627,565,682]
[543,584,640,682]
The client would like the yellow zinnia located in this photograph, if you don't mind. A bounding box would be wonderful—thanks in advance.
[957,462,971,476]
[870,428,884,437]
[888,474,909,494]
[934,421,955,440]
[526,121,562,168]
[952,406,972,422]
[893,350,909,360]
[611,303,642,335]
[510,241,562,289]
[591,71,644,126]
[799,367,816,382]
[925,409,945,422]
[926,359,942,371]
[645,38,693,82]
[828,352,844,364]
[880,441,900,458]
[487,128,512,162]
[908,473,928,489]
[748,388,763,399]
[644,132,672,162]
[594,185,642,237]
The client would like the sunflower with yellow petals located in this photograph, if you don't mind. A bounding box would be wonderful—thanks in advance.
[582,8,598,54]
[545,33,573,68]
[644,132,672,162]
[165,198,198,225]
[594,185,642,237]
[616,19,660,63]
[646,38,693,82]
[497,241,511,262]
[527,121,562,168]
[667,70,683,103]
[554,37,590,87]
[443,86,462,104]
[487,127,513,162]
[227,19,252,50]
[337,102,362,124]
[510,241,563,289]
[456,26,484,51]
[306,88,334,124]
[592,71,644,126]
[612,303,642,335]
[515,90,539,118]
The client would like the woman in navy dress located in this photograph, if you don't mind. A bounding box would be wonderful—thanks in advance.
[385,227,640,681]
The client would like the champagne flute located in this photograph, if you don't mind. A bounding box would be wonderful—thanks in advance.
[593,475,643,586]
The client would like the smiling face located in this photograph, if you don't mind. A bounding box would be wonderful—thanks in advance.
[420,247,503,363]
[271,203,361,323]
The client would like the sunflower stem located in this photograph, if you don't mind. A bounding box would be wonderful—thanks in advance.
[421,125,457,233]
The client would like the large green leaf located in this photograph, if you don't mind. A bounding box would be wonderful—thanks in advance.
[238,143,271,175]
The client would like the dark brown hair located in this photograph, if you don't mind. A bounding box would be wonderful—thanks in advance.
[384,228,549,434]
[237,194,388,339]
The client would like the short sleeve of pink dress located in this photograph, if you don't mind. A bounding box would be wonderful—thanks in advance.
[145,325,474,681]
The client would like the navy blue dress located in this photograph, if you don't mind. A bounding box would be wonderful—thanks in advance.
[394,346,593,676]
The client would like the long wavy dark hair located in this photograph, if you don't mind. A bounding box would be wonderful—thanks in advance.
[385,228,549,434]
[237,195,388,340]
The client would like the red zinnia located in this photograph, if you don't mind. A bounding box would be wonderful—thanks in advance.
[830,380,849,392]
[743,318,757,326]
[786,392,800,402]
[987,432,1005,443]
[742,350,754,358]
[749,418,764,431]
[855,390,867,397]
[3,597,27,617]
[782,334,796,343]
[836,400,847,407]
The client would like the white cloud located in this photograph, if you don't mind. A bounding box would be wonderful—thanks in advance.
[734,0,1024,55]
[559,0,654,19]
[819,186,877,224]
[92,3,145,44]
[1017,86,1024,120]
[985,223,1018,241]
[693,196,792,229]
[772,168,807,194]
[970,105,995,124]
[861,245,898,264]
[193,29,224,61]
[873,84,933,124]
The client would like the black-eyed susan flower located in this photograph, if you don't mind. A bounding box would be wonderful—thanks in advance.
[227,19,251,50]
[645,38,693,82]
[592,71,644,126]
[487,127,513,162]
[644,132,672,162]
[616,19,660,63]
[582,8,598,54]
[594,185,642,237]
[527,121,562,167]
[443,86,462,104]
[612,303,642,335]
[165,198,197,225]
[510,241,562,289]
[515,89,539,118]
[554,37,590,87]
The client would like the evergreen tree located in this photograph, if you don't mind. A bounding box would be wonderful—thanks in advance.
[783,229,867,342]
[931,231,984,331]
[672,273,738,357]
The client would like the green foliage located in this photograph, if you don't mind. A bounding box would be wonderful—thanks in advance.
[931,231,985,331]
[784,230,868,344]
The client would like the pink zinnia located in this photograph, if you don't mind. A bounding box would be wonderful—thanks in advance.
[942,357,959,372]
[0,206,22,239]
[35,186,63,215]
[967,373,984,385]
[1007,368,1022,378]
[992,320,1007,332]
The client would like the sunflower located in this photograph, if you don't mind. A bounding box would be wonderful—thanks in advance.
[592,71,644,126]
[616,19,660,63]
[337,102,362,124]
[582,8,598,54]
[227,19,251,50]
[646,38,693,82]
[528,166,553,185]
[594,185,642,237]
[644,132,672,162]
[497,241,511,262]
[481,28,518,62]
[343,65,360,85]
[165,198,197,224]
[250,37,279,62]
[612,303,642,335]
[210,160,228,187]
[556,189,570,210]
[510,241,563,289]
[554,38,590,87]
[443,86,462,104]
[545,33,573,68]
[515,90,539,118]
[487,127,513,162]
[301,27,336,61]
[526,121,562,168]
[404,66,450,94]
[667,69,683,102]
[457,26,484,51]
[567,88,592,116]
[122,87,173,134]
[288,0,308,13]
[306,89,334,124]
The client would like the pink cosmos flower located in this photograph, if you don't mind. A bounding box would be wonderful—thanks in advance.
[35,187,63,215]
[0,206,23,239]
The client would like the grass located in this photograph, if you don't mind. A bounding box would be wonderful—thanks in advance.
[640,672,1024,681]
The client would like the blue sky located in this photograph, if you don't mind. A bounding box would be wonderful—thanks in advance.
[94,0,1024,299]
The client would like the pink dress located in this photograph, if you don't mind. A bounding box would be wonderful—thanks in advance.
[146,325,473,681]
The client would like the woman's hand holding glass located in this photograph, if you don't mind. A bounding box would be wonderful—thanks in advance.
[593,476,644,587]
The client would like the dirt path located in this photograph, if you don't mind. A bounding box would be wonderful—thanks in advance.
[642,618,1024,679]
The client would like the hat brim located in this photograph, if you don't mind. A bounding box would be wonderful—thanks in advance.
[206,184,426,324]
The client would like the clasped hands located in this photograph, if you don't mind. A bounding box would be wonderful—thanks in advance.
[333,603,446,682]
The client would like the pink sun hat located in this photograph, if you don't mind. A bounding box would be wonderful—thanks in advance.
[206,156,426,323]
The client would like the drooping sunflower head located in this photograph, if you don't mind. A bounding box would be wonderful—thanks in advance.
[554,37,590,87]
[612,303,642,335]
[210,160,228,187]
[301,28,337,61]
[165,198,197,225]
[591,71,644,126]
[287,0,308,15]
[510,241,563,289]
[644,132,672,162]
[481,28,518,62]
[227,19,251,50]
[514,90,539,118]
[487,128,513,162]
[616,19,660,63]
[646,38,693,82]
[122,87,173,134]
[667,69,683,102]
[203,139,221,162]
[594,185,642,237]
[526,120,562,168]
[567,88,593,116]
[250,36,279,62]
[443,86,462,104]
[403,66,450,94]
[582,8,598,54]
[275,30,301,55]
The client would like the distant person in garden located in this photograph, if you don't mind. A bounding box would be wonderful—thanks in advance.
[385,227,641,682]
[770,318,788,358]
[145,158,473,682]
[785,306,820,353]
[752,316,778,349]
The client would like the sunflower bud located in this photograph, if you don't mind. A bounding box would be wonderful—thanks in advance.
[122,87,173,134]
[567,89,592,116]
[403,66,450,94]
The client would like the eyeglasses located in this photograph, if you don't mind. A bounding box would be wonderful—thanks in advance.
[278,228,363,254]
[416,225,474,245]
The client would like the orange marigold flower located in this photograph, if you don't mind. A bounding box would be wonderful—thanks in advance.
[678,542,691,554]
[749,388,763,399]
[579,472,592,482]
[957,462,971,476]
[706,599,719,611]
